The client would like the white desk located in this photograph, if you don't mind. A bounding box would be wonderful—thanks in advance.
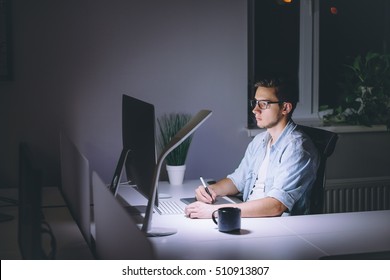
[2,181,389,260]
[280,211,390,258]
[118,180,390,260]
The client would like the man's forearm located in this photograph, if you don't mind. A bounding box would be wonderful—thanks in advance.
[209,178,238,197]
[237,197,287,217]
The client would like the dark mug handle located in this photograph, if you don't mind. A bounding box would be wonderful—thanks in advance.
[212,209,219,225]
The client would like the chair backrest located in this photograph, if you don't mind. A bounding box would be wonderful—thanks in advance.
[297,125,338,214]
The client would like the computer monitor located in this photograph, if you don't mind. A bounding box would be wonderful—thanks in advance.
[18,143,56,259]
[59,132,92,248]
[108,95,212,237]
[92,171,154,259]
[109,95,156,204]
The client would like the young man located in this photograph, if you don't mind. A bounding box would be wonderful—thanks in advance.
[185,76,319,218]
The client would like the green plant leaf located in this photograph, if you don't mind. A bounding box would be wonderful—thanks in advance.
[157,113,193,165]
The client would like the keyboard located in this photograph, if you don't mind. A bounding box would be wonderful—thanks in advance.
[156,200,185,215]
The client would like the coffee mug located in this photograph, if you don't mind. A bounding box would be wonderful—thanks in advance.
[212,207,241,232]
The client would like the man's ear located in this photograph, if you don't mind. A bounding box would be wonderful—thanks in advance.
[282,102,293,116]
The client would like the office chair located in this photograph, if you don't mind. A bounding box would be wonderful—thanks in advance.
[297,125,338,214]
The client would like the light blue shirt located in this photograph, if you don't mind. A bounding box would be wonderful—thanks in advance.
[227,120,319,215]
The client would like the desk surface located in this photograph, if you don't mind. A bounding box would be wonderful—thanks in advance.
[2,180,389,260]
[119,180,390,260]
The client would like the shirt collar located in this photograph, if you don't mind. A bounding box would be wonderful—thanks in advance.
[264,119,297,149]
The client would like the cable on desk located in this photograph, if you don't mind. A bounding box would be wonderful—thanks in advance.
[41,220,57,260]
[0,196,18,222]
[0,212,14,222]
[41,204,68,209]
[0,195,18,206]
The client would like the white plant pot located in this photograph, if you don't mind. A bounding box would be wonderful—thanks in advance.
[166,165,186,186]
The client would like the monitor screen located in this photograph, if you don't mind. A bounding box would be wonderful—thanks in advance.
[109,95,156,203]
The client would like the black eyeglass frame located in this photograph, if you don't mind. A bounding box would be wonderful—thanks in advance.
[249,99,285,110]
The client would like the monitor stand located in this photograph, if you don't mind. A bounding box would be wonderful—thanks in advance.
[145,227,178,237]
[158,193,171,199]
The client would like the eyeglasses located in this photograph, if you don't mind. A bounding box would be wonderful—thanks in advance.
[249,99,284,110]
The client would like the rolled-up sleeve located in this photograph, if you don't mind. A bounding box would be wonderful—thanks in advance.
[267,138,319,212]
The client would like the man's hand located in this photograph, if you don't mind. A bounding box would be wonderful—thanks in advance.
[185,201,218,219]
[195,185,217,204]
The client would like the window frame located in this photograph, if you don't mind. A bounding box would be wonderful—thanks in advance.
[248,0,321,127]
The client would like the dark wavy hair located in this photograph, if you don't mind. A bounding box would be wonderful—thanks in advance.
[254,75,299,118]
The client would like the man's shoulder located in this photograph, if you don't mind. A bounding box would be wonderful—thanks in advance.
[281,123,318,151]
[291,125,319,155]
[278,121,305,142]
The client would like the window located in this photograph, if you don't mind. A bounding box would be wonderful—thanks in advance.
[319,0,390,108]
[248,0,300,127]
[248,0,390,127]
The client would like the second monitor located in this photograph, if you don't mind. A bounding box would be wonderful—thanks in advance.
[109,94,156,204]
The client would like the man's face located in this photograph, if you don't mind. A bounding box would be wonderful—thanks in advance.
[252,86,285,129]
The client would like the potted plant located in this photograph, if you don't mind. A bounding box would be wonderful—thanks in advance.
[157,113,193,185]
[321,51,390,129]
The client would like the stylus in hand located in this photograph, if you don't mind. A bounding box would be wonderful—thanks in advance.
[200,177,215,204]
